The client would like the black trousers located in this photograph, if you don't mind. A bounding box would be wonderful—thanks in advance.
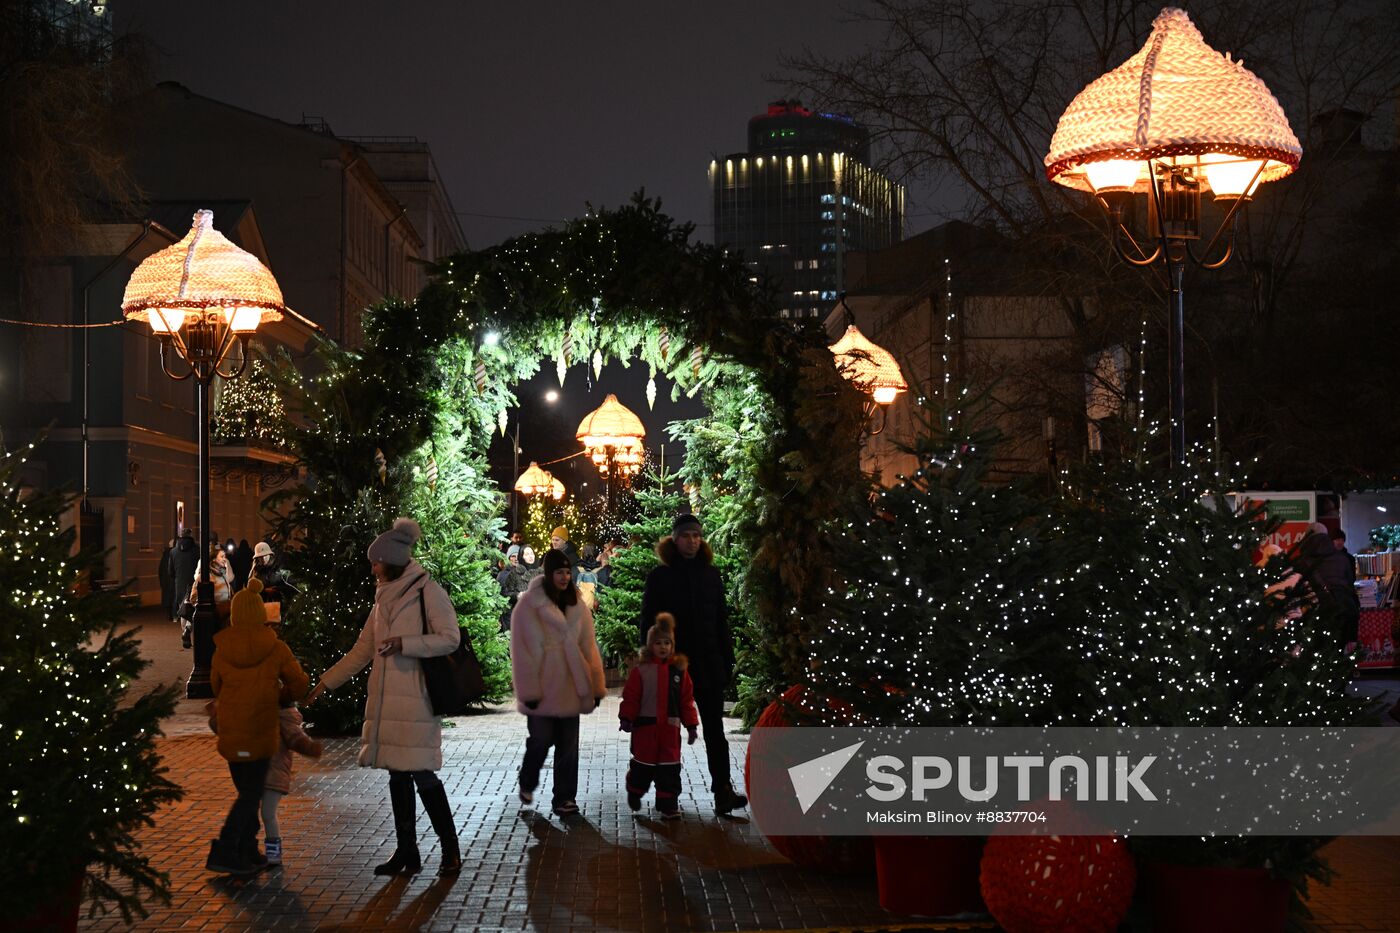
[691,675,732,791]
[219,758,269,853]
[520,715,580,805]
[626,760,682,811]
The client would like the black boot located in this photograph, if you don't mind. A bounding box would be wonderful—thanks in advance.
[419,781,461,876]
[714,781,748,816]
[374,777,421,876]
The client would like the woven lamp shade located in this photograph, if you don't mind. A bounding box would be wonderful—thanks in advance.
[514,462,556,495]
[576,394,646,450]
[1045,7,1300,195]
[550,477,565,500]
[122,210,287,330]
[828,325,908,403]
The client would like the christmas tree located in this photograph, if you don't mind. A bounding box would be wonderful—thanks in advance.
[812,397,1374,909]
[811,400,1084,726]
[593,465,686,666]
[211,347,290,448]
[814,397,1372,728]
[0,442,180,922]
[265,316,513,733]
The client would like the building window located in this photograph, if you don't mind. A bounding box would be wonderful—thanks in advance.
[821,211,835,220]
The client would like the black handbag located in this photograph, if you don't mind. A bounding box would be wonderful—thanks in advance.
[417,586,486,715]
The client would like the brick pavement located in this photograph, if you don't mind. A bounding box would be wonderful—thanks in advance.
[81,610,1400,932]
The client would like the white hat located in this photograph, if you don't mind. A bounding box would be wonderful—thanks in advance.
[253,542,274,559]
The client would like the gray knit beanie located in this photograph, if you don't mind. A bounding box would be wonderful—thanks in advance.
[367,517,422,566]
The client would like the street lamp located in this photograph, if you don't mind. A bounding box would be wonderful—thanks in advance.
[121,210,286,698]
[828,323,908,435]
[514,461,559,499]
[506,389,558,531]
[1045,7,1300,464]
[576,393,645,514]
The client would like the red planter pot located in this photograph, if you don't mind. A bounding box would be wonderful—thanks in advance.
[13,872,83,933]
[1146,862,1290,933]
[875,835,985,917]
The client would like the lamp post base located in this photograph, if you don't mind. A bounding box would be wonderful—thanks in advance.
[185,582,218,699]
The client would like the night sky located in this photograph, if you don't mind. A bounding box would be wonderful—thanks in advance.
[116,1,937,246]
[115,2,933,510]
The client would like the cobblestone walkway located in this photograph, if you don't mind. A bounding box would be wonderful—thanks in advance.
[81,612,1399,932]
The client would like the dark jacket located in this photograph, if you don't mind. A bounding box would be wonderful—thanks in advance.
[640,536,734,685]
[230,542,255,593]
[170,536,199,589]
[158,544,175,606]
[1297,532,1361,634]
[251,558,291,605]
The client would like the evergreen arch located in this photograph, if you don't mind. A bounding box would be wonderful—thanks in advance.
[271,198,867,730]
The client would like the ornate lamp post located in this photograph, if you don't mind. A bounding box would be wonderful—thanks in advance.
[121,210,286,698]
[576,394,645,514]
[828,323,908,435]
[1045,7,1300,464]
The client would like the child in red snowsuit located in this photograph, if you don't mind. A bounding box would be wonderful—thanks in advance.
[619,613,699,818]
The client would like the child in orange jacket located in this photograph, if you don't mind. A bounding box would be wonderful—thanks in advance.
[208,578,310,875]
[618,613,699,818]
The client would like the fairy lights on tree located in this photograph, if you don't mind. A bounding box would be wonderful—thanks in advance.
[0,441,180,922]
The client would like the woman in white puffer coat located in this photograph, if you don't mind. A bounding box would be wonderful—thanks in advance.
[306,518,462,877]
[510,546,607,817]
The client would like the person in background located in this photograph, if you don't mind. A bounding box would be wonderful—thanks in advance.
[497,545,532,632]
[1297,522,1361,648]
[510,547,607,818]
[640,513,747,816]
[251,542,295,627]
[578,544,601,573]
[596,548,614,589]
[159,538,176,621]
[1330,529,1357,586]
[171,530,198,635]
[549,526,580,569]
[185,537,237,648]
[231,539,255,594]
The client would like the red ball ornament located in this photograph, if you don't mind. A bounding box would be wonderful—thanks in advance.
[744,686,875,875]
[980,834,1136,933]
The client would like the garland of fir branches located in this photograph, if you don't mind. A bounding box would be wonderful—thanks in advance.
[268,197,867,731]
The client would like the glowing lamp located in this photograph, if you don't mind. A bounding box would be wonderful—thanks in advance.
[1083,159,1142,193]
[828,324,907,406]
[1043,8,1301,467]
[576,394,647,477]
[1044,8,1299,198]
[513,461,557,497]
[122,210,287,383]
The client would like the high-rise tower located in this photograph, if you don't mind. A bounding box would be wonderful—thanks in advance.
[710,100,904,321]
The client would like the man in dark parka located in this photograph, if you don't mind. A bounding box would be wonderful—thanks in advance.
[640,513,748,814]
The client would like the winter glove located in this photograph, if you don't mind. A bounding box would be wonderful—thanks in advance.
[687,725,698,745]
[524,699,540,711]
[619,719,633,733]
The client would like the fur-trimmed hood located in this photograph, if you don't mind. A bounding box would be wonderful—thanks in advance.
[655,535,714,566]
[629,651,688,672]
